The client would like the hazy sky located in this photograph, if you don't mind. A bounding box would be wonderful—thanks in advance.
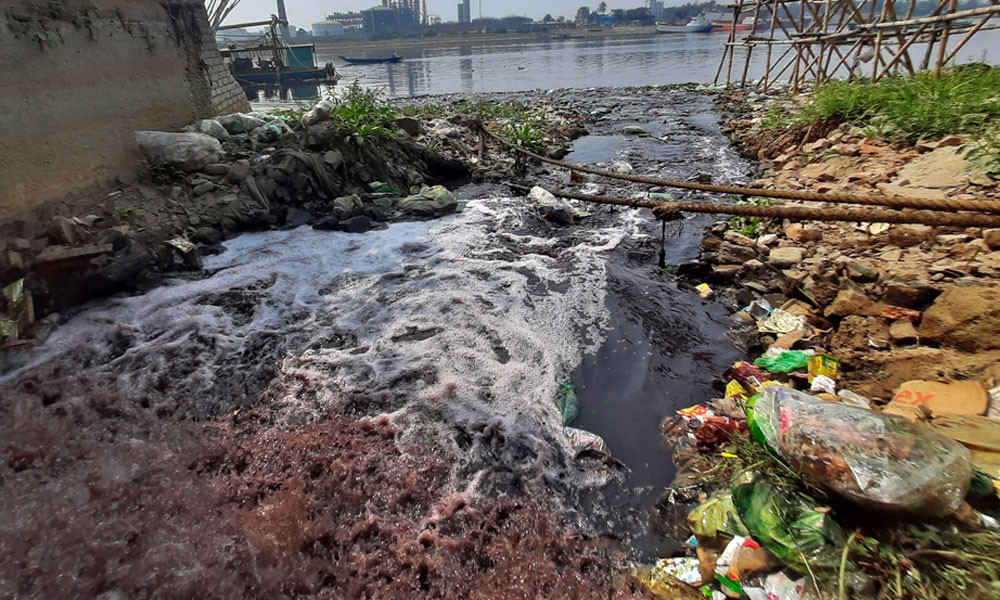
[222,0,655,30]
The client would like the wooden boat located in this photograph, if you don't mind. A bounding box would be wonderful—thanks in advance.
[339,55,403,65]
[657,17,714,33]
[221,41,336,86]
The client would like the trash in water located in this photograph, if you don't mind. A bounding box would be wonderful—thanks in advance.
[745,300,773,321]
[555,380,579,425]
[564,426,608,457]
[697,283,713,298]
[748,386,973,517]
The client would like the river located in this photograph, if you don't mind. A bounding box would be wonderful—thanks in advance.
[1,84,750,594]
[256,29,1000,101]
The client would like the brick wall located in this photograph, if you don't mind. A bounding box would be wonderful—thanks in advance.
[0,0,250,225]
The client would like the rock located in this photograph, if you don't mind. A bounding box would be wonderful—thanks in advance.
[894,146,968,189]
[717,242,758,264]
[622,125,647,135]
[290,172,310,190]
[836,257,879,282]
[859,140,884,155]
[784,224,821,243]
[192,182,214,196]
[48,216,80,245]
[887,224,934,248]
[723,231,761,252]
[712,264,742,279]
[830,315,890,352]
[428,118,463,138]
[983,229,1000,249]
[768,246,804,268]
[398,185,458,218]
[882,280,939,308]
[313,215,374,234]
[701,235,723,251]
[889,320,920,345]
[202,163,230,176]
[833,143,860,157]
[323,150,344,169]
[190,227,222,245]
[12,238,32,251]
[920,284,1000,351]
[825,279,881,318]
[227,159,251,182]
[936,135,963,148]
[332,194,364,220]
[395,116,421,136]
[804,138,832,152]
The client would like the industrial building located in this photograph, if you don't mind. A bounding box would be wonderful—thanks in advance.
[457,0,471,23]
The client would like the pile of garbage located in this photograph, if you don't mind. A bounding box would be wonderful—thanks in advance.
[650,330,1000,599]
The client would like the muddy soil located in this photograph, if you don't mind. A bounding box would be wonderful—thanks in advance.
[0,86,752,597]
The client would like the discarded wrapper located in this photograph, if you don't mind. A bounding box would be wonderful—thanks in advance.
[743,572,805,600]
[697,283,713,298]
[807,354,838,382]
[564,426,609,457]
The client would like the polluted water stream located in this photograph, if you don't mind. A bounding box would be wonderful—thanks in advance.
[0,87,749,595]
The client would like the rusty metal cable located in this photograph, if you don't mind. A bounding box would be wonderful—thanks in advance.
[479,125,1000,214]
[552,190,1000,228]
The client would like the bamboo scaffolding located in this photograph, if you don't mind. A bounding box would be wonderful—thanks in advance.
[714,0,999,89]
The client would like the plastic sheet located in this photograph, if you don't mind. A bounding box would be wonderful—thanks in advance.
[733,482,844,571]
[134,131,222,172]
[748,386,973,517]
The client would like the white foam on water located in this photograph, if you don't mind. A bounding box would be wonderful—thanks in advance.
[5,194,642,494]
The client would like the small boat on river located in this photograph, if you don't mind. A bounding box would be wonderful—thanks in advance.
[339,54,403,65]
[656,17,714,33]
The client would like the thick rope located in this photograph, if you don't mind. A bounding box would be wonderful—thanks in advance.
[480,125,1000,214]
[553,190,1000,228]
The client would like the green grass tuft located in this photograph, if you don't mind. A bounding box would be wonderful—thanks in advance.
[797,65,1000,143]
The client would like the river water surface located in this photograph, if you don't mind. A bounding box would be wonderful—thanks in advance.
[309,29,1000,99]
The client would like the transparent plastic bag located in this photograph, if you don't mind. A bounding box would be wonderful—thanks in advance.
[748,386,972,517]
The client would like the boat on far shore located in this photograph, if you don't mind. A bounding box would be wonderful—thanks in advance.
[656,17,714,33]
[339,54,403,65]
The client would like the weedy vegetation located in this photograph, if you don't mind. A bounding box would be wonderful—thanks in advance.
[728,196,776,238]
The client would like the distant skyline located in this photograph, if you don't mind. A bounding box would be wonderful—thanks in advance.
[220,0,681,29]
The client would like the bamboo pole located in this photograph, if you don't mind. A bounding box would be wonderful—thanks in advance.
[933,0,959,75]
[943,12,995,64]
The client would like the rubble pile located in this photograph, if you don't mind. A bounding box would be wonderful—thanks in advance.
[646,90,1000,600]
[0,100,588,349]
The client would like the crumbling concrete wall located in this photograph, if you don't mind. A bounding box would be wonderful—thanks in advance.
[0,0,250,227]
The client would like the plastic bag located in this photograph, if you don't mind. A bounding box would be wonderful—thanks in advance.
[187,118,230,140]
[556,381,579,425]
[748,386,972,517]
[732,482,844,572]
[754,350,809,374]
[688,493,749,538]
[135,131,222,172]
[217,112,267,134]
